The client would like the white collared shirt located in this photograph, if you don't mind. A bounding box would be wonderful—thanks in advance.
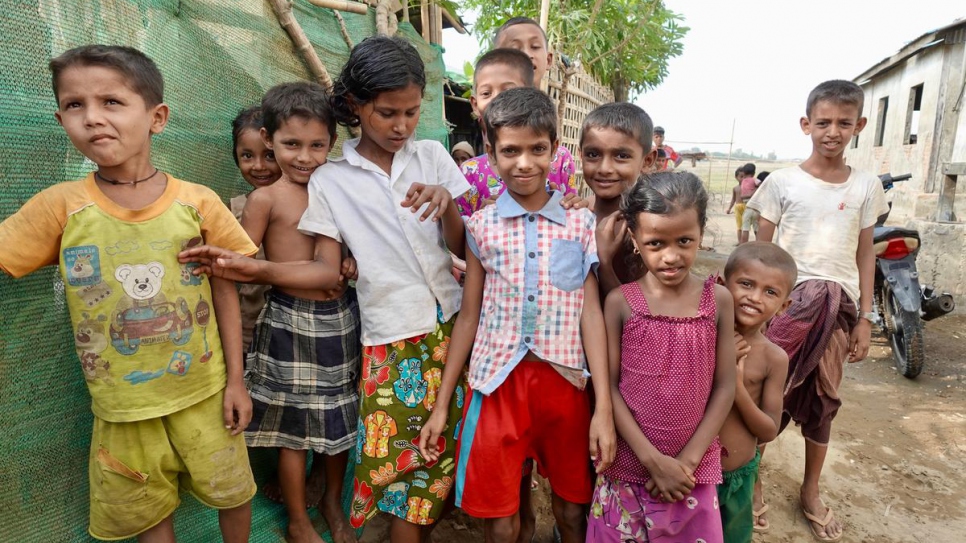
[299,138,470,346]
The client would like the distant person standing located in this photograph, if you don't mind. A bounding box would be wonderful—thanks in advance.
[653,126,682,170]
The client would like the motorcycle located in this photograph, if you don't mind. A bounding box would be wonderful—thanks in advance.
[873,173,955,378]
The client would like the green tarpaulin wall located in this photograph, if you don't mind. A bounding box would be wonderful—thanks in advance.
[0,1,449,541]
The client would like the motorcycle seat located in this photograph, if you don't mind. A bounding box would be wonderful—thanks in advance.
[873,226,920,243]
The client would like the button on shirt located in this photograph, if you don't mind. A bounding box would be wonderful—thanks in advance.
[465,190,599,394]
[298,138,470,345]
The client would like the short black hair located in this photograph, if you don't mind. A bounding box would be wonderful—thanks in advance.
[482,87,557,151]
[622,171,709,232]
[724,241,798,293]
[806,79,865,119]
[474,48,535,89]
[740,163,756,176]
[579,102,653,152]
[49,45,164,106]
[231,106,264,165]
[494,17,548,47]
[757,171,770,183]
[260,82,336,139]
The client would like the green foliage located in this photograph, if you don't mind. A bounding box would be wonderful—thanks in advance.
[458,0,688,99]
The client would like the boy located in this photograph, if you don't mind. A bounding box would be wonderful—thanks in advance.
[0,45,256,541]
[240,82,360,543]
[652,126,682,169]
[457,35,579,217]
[738,163,759,244]
[718,242,795,543]
[726,168,744,244]
[418,87,615,543]
[578,102,657,295]
[747,79,888,541]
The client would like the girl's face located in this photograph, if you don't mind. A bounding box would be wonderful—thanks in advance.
[353,83,423,155]
[630,208,702,287]
[235,128,281,189]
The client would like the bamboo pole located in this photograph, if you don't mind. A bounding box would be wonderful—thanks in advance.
[539,0,550,32]
[268,0,333,88]
[306,0,368,14]
[441,7,465,34]
[419,1,430,42]
[402,0,410,23]
[334,10,354,49]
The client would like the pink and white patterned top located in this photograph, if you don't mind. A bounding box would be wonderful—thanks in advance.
[456,145,578,217]
[605,277,723,485]
[465,190,598,394]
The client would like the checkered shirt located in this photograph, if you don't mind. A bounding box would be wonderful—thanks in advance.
[465,190,599,394]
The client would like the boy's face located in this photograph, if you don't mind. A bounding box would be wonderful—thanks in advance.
[452,149,473,165]
[653,132,665,148]
[580,127,655,202]
[352,83,422,155]
[801,100,866,159]
[262,116,335,185]
[486,126,556,208]
[496,23,552,84]
[725,259,792,330]
[472,63,528,120]
[236,128,281,189]
[54,65,168,171]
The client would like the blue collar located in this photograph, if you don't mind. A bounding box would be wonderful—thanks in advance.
[495,190,567,225]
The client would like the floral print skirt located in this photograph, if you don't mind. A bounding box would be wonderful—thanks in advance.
[587,474,723,543]
[349,310,466,528]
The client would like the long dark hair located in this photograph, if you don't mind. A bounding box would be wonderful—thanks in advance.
[621,171,709,232]
[330,36,426,128]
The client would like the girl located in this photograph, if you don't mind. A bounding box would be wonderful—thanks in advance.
[181,36,469,543]
[228,106,280,352]
[589,171,736,542]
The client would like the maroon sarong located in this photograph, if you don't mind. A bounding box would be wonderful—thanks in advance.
[765,280,857,444]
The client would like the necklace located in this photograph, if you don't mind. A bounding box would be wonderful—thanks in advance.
[95,168,159,186]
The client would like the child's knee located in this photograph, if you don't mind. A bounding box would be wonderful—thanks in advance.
[485,516,519,543]
[552,499,587,533]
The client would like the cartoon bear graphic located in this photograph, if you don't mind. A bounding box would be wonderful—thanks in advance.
[71,253,95,279]
[75,313,114,386]
[110,262,193,356]
[115,262,165,304]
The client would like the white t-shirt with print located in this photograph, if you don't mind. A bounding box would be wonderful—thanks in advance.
[747,166,888,303]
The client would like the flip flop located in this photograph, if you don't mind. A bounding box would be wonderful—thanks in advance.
[753,502,769,532]
[803,506,843,542]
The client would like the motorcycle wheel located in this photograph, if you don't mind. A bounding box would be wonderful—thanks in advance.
[884,288,924,378]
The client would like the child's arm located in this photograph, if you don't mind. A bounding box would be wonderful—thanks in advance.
[178,235,343,289]
[756,218,776,242]
[238,189,271,247]
[676,284,736,471]
[726,186,738,213]
[850,225,875,361]
[605,289,695,502]
[582,272,616,471]
[210,275,252,435]
[596,213,627,296]
[733,344,788,443]
[400,182,465,260]
[418,243,485,461]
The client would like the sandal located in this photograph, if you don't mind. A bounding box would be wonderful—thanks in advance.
[753,502,769,533]
[803,506,843,542]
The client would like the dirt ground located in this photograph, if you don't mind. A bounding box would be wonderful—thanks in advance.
[359,178,966,542]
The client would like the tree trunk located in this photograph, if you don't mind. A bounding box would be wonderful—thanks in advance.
[611,78,629,103]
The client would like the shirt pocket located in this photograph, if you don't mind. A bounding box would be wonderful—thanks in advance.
[549,238,584,292]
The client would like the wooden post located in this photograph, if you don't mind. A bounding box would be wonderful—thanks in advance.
[306,0,368,14]
[268,0,333,88]
[539,0,551,32]
[420,1,429,42]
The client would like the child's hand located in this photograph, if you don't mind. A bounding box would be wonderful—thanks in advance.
[451,254,467,283]
[417,411,448,463]
[340,256,358,282]
[223,381,253,436]
[178,245,261,283]
[480,195,499,209]
[849,318,872,362]
[589,411,617,473]
[736,355,747,386]
[555,188,590,210]
[596,212,627,266]
[734,332,750,362]
[644,454,696,502]
[401,183,453,222]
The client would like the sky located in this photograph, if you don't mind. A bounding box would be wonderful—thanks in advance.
[441,1,965,159]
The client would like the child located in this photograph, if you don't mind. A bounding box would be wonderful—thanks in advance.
[0,45,256,541]
[579,101,657,295]
[717,242,795,543]
[229,106,281,352]
[419,86,615,543]
[738,163,759,244]
[458,35,579,216]
[240,82,360,543]
[589,171,736,542]
[180,35,470,543]
[451,141,475,166]
[746,79,887,541]
[652,126,682,169]
[726,168,744,245]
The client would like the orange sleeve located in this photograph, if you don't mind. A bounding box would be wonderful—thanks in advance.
[0,186,69,278]
[196,185,258,257]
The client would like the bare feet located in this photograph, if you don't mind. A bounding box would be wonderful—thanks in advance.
[801,486,843,541]
[321,495,357,543]
[286,517,324,543]
[305,462,326,509]
[752,476,769,531]
[263,476,283,503]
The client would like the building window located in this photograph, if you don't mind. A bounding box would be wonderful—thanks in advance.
[874,96,889,147]
[904,83,923,145]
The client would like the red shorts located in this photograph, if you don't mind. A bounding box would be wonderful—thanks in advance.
[455,361,593,518]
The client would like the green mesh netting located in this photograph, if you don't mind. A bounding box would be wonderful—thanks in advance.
[0,1,449,541]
